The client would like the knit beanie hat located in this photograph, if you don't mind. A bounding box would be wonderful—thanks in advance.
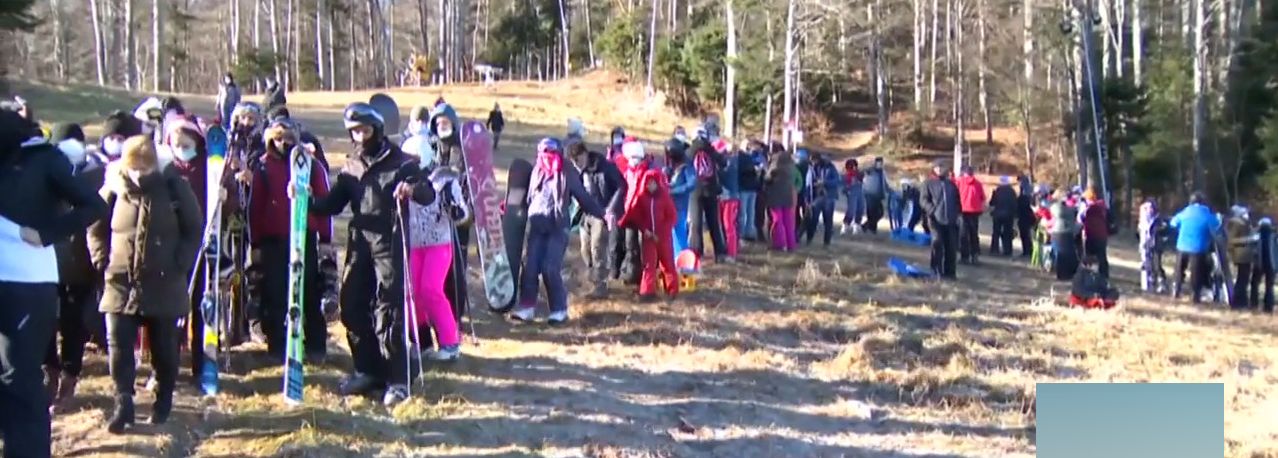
[50,123,85,143]
[164,117,203,147]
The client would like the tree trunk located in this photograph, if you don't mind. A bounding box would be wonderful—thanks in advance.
[327,6,336,90]
[419,0,430,56]
[782,0,796,147]
[284,0,294,91]
[725,0,737,139]
[439,0,447,82]
[52,0,65,80]
[558,0,571,77]
[231,0,240,64]
[1115,0,1125,78]
[1191,0,1207,190]
[1100,0,1112,78]
[585,0,596,66]
[1132,0,1142,82]
[125,0,135,89]
[953,0,965,174]
[91,0,108,85]
[645,0,657,95]
[269,0,281,83]
[764,92,774,145]
[929,0,939,113]
[913,0,924,113]
[316,0,325,89]
[978,0,992,147]
[872,0,888,136]
[350,0,357,89]
[152,0,162,92]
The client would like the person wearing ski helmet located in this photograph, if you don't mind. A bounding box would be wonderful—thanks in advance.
[304,101,437,407]
[509,138,606,325]
[245,117,332,361]
[400,136,470,362]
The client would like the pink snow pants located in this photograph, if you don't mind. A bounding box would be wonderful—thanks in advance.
[408,244,459,347]
[769,206,798,251]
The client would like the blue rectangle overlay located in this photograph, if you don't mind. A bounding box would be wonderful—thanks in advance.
[1037,383,1223,458]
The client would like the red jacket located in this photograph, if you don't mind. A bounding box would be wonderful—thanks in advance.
[956,175,986,214]
[622,158,653,212]
[1081,200,1109,241]
[619,169,676,235]
[248,151,332,244]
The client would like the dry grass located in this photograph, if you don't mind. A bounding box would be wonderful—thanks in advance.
[10,79,1275,457]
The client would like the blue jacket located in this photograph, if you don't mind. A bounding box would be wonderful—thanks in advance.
[666,163,695,211]
[1170,204,1222,254]
[805,160,840,202]
[721,152,741,196]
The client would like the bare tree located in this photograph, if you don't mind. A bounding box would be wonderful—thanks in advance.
[1191,0,1206,189]
[558,0,571,77]
[645,0,657,95]
[725,0,737,138]
[317,0,325,88]
[953,0,966,173]
[125,0,135,89]
[929,0,939,111]
[152,0,161,91]
[782,0,796,146]
[270,0,282,83]
[91,0,108,85]
[585,0,596,66]
[913,0,924,112]
[978,0,991,146]
[327,3,336,90]
[1132,0,1142,82]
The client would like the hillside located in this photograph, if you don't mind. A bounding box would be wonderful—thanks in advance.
[7,78,1277,457]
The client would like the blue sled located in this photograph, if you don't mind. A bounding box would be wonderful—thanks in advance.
[890,228,932,247]
[888,257,935,279]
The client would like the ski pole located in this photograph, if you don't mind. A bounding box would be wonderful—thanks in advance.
[397,201,427,391]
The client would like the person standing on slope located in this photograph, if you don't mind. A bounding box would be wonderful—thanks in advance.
[955,166,986,265]
[43,124,109,413]
[614,138,649,286]
[1225,205,1257,310]
[686,138,730,262]
[1015,175,1037,258]
[665,139,696,258]
[89,136,202,434]
[246,118,332,361]
[921,162,961,279]
[486,103,505,150]
[620,168,679,302]
[1079,188,1112,280]
[1170,193,1220,303]
[718,139,742,258]
[1048,190,1082,281]
[421,103,472,319]
[861,157,890,233]
[569,140,626,299]
[988,176,1018,257]
[801,151,840,247]
[1252,218,1275,312]
[763,149,798,252]
[737,140,763,241]
[304,102,437,406]
[216,73,241,129]
[510,138,605,325]
[841,159,866,235]
[263,78,287,113]
[401,136,470,362]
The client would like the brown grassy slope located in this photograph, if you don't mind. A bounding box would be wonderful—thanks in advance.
[12,79,1277,457]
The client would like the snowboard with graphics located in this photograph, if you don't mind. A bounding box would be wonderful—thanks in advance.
[460,122,515,309]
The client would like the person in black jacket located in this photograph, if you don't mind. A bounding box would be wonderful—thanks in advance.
[988,176,1018,257]
[1015,175,1036,257]
[304,102,437,407]
[921,163,960,279]
[862,157,890,233]
[737,141,763,241]
[1252,218,1275,312]
[0,110,107,458]
[570,141,626,298]
[686,139,730,262]
[487,103,505,150]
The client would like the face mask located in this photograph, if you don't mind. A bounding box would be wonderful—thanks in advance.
[647,183,658,193]
[612,136,623,146]
[438,126,454,138]
[58,139,87,165]
[175,147,198,161]
[102,138,124,158]
[627,156,643,167]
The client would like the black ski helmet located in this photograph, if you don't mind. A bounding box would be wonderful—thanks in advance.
[343,102,384,131]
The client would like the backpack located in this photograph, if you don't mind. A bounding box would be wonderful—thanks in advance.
[693,151,716,181]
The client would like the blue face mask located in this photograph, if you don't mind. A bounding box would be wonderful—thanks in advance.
[176,147,198,161]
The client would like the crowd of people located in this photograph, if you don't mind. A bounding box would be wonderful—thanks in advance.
[2,77,1276,457]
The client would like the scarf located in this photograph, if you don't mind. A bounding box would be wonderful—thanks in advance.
[537,150,563,176]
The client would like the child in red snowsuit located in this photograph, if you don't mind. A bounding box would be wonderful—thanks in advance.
[619,168,679,299]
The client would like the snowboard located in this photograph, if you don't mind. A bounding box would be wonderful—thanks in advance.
[1212,231,1234,305]
[283,145,312,405]
[499,158,534,312]
[198,125,228,396]
[461,121,516,310]
[369,93,401,138]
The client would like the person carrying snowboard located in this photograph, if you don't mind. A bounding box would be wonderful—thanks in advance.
[619,168,679,302]
[988,176,1018,257]
[665,140,696,258]
[303,102,437,406]
[569,140,626,299]
[216,73,241,130]
[510,138,605,325]
[246,117,332,361]
[89,136,203,434]
[486,103,505,150]
[401,138,469,361]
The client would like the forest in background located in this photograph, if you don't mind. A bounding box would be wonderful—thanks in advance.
[4,0,1278,220]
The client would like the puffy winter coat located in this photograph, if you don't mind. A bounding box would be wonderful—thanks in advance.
[310,139,437,249]
[956,175,986,214]
[619,169,677,236]
[408,167,470,248]
[1049,201,1080,235]
[1226,216,1258,262]
[921,176,960,226]
[1080,200,1110,242]
[89,164,203,318]
[576,151,627,219]
[247,146,333,245]
[763,153,797,209]
[863,166,889,199]
[1170,204,1221,254]
[988,184,1018,220]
